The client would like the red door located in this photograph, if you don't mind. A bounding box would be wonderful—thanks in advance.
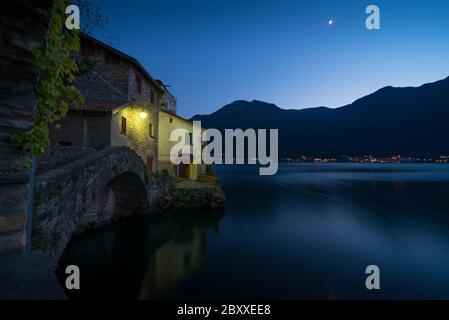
[180,164,189,178]
[147,158,153,172]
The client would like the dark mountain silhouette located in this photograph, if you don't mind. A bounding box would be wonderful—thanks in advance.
[191,76,449,158]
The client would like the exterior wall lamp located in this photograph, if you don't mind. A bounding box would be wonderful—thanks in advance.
[139,111,148,119]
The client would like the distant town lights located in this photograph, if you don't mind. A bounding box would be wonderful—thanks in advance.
[139,112,148,119]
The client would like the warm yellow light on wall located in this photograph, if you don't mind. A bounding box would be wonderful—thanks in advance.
[139,112,148,119]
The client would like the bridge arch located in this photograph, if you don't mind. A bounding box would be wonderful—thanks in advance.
[33,147,153,267]
[98,171,150,224]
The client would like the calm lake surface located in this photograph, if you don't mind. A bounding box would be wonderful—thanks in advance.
[57,163,449,299]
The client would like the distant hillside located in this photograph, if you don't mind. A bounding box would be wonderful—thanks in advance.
[191,77,449,158]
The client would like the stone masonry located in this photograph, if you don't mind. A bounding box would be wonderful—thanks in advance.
[0,0,52,253]
[33,146,173,268]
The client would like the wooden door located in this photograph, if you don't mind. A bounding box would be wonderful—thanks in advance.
[180,164,189,178]
[147,158,153,172]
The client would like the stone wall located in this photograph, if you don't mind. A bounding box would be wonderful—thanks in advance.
[160,84,177,114]
[0,1,52,175]
[37,146,96,174]
[111,103,158,168]
[166,178,225,210]
[75,41,129,99]
[76,36,163,103]
[0,180,29,253]
[0,0,52,253]
[145,172,174,211]
[128,65,161,104]
[50,111,112,150]
[33,147,173,268]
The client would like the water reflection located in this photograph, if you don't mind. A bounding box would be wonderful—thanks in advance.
[57,211,223,299]
[58,163,449,299]
[139,227,206,299]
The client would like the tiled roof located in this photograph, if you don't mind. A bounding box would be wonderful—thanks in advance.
[71,99,129,112]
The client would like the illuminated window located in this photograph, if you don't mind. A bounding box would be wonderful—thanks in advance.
[120,116,126,135]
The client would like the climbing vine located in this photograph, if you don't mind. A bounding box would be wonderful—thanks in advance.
[12,0,84,158]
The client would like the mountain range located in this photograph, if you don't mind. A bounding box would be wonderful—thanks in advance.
[191,76,449,158]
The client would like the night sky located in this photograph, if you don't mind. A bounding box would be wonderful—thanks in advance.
[92,0,449,118]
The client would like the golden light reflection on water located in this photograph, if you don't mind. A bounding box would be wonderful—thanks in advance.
[139,228,206,299]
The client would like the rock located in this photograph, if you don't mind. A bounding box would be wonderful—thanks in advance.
[167,178,225,210]
[0,0,52,253]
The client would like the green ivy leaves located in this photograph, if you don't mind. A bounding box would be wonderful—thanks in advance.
[12,0,84,158]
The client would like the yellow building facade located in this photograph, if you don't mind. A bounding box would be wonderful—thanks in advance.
[157,110,206,180]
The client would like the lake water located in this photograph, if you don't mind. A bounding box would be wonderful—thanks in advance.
[57,163,449,299]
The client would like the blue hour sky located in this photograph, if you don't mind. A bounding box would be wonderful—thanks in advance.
[92,0,449,118]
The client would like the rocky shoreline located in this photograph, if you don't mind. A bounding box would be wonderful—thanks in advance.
[162,175,225,211]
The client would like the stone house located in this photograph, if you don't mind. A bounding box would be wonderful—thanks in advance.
[50,32,165,171]
[157,110,207,180]
[50,32,206,178]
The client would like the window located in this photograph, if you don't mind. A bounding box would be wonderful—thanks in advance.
[120,116,127,135]
[149,123,154,138]
[136,74,142,93]
[150,88,156,104]
[169,117,173,124]
[105,51,120,64]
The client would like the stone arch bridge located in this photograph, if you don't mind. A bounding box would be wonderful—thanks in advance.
[33,146,172,268]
